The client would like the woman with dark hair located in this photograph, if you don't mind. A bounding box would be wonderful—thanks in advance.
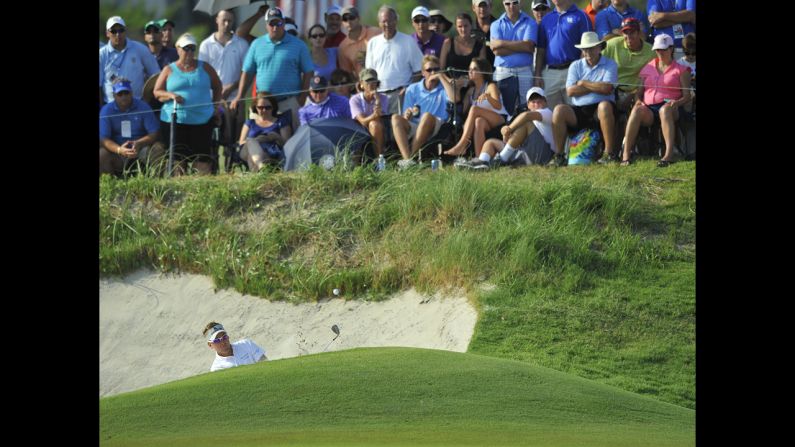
[308,24,338,80]
[237,92,292,172]
[330,68,356,98]
[439,13,486,87]
[443,57,508,157]
[620,33,691,167]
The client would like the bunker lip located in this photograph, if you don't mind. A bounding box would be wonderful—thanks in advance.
[100,270,478,397]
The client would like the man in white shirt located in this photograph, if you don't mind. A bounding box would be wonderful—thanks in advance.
[204,322,267,372]
[199,9,250,148]
[365,5,424,115]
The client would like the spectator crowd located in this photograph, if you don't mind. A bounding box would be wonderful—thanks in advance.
[100,1,695,176]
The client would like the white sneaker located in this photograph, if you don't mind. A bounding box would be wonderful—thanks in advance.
[467,159,490,170]
[397,159,417,170]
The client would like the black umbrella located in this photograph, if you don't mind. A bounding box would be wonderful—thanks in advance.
[283,117,371,171]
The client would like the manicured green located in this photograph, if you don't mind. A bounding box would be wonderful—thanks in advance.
[100,348,694,447]
[100,159,695,413]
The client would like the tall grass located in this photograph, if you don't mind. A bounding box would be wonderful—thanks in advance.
[100,160,695,408]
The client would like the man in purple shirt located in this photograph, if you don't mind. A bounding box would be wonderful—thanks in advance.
[411,6,445,57]
[298,75,353,125]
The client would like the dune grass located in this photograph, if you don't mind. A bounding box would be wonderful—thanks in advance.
[100,347,694,447]
[99,159,695,410]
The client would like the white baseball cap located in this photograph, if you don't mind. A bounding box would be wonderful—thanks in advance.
[652,33,674,50]
[175,33,197,49]
[326,4,342,16]
[526,86,546,102]
[412,6,430,18]
[206,323,227,342]
[106,16,126,31]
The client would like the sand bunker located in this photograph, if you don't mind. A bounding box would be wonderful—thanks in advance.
[100,270,478,397]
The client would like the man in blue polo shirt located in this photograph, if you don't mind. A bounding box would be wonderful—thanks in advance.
[647,0,695,61]
[490,0,537,116]
[595,0,648,41]
[230,7,314,132]
[99,79,164,176]
[391,55,449,167]
[100,16,161,105]
[534,0,592,110]
[549,32,618,166]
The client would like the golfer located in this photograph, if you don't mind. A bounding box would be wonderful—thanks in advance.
[203,322,267,372]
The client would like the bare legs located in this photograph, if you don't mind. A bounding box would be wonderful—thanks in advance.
[367,118,385,156]
[659,104,680,162]
[621,104,653,162]
[444,106,505,156]
[391,113,440,159]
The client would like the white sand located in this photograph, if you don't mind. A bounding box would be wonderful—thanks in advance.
[99,270,479,397]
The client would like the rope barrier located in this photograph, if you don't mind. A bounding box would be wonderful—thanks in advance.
[101,66,694,119]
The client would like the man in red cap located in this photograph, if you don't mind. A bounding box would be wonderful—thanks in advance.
[603,17,654,115]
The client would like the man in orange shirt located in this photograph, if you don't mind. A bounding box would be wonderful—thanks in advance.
[337,6,381,80]
[584,0,609,27]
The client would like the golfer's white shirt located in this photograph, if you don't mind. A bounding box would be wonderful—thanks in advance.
[210,339,266,372]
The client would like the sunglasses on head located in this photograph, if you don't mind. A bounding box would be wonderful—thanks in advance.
[109,28,125,35]
[211,334,229,344]
[310,33,326,39]
[413,17,429,24]
[342,14,356,22]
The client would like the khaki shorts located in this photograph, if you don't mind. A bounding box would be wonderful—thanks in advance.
[408,115,443,140]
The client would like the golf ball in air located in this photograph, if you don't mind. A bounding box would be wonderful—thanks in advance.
[333,288,340,296]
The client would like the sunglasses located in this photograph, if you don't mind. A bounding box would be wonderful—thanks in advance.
[342,14,357,22]
[504,1,520,6]
[211,334,229,344]
[413,17,429,24]
[533,6,548,11]
[145,27,160,34]
[109,28,126,35]
[256,105,273,110]
[268,20,284,27]
[310,33,326,39]
[181,45,196,52]
[115,91,131,96]
[424,67,440,73]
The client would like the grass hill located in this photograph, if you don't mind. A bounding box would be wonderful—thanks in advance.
[100,347,694,446]
[100,159,695,430]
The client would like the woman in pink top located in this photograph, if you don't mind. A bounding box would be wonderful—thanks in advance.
[620,34,692,167]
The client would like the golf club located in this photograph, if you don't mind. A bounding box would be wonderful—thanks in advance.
[323,324,340,352]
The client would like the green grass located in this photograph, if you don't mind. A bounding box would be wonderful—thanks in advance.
[100,348,694,447]
[100,159,695,411]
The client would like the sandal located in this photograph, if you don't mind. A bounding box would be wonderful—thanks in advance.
[657,159,673,167]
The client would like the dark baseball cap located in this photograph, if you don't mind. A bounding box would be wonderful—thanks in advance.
[265,7,284,23]
[310,75,329,90]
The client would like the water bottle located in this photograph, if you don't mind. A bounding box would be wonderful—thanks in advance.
[376,154,386,172]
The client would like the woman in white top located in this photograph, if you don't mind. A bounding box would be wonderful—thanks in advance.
[444,57,508,157]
